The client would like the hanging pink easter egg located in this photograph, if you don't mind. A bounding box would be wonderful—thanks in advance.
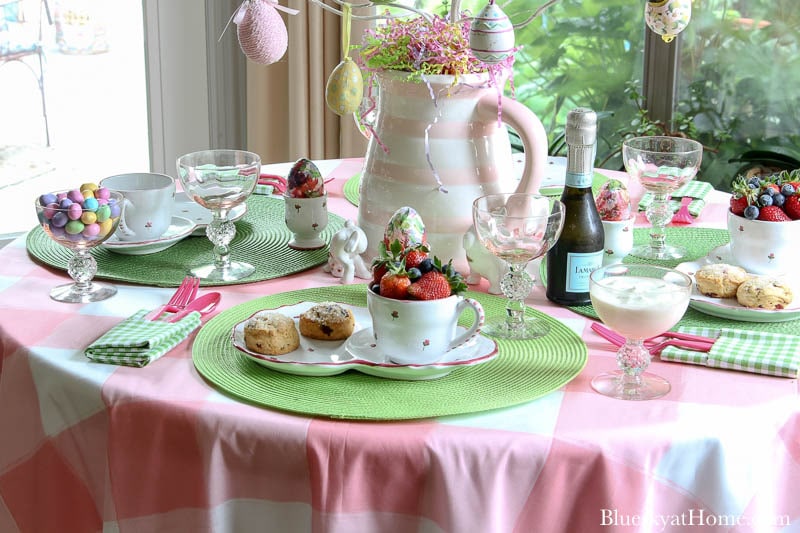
[235,0,289,65]
[469,2,515,64]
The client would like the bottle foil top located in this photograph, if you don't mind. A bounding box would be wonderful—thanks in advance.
[566,108,597,147]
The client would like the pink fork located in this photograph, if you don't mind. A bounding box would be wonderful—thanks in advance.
[590,322,715,352]
[144,276,200,321]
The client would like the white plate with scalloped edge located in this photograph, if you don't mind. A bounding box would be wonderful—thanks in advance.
[675,244,800,323]
[173,192,247,236]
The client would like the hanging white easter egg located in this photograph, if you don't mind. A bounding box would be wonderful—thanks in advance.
[235,0,288,65]
[325,57,364,116]
[645,0,692,43]
[469,2,515,64]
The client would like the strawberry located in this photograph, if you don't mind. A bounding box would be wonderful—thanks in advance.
[407,271,452,300]
[784,195,800,220]
[379,272,411,299]
[757,205,792,222]
[371,264,388,286]
[403,246,429,269]
[729,195,749,216]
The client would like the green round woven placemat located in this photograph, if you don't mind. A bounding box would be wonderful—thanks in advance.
[192,285,588,420]
[342,171,608,206]
[343,172,360,206]
[26,196,345,287]
[540,227,800,334]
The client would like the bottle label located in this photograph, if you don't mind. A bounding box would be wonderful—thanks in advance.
[565,251,604,293]
[565,170,593,188]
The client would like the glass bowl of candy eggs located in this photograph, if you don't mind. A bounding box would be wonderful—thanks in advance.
[35,185,124,303]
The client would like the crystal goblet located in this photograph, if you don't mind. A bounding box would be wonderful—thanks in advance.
[176,149,260,281]
[472,193,565,339]
[590,264,692,401]
[35,190,124,303]
[623,136,702,260]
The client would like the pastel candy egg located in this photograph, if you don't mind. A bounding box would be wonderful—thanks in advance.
[80,182,98,193]
[39,193,57,206]
[83,197,99,212]
[43,202,59,220]
[109,203,121,218]
[65,220,85,235]
[81,211,97,225]
[67,189,84,203]
[287,158,325,198]
[82,223,100,238]
[98,218,114,236]
[469,2,515,64]
[59,198,73,209]
[56,192,67,200]
[68,203,83,220]
[325,57,364,117]
[95,187,111,200]
[51,212,68,228]
[383,206,427,249]
[49,225,66,238]
[68,232,84,243]
[95,204,111,222]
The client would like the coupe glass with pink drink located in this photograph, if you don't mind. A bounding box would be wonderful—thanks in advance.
[623,136,702,260]
[589,264,692,400]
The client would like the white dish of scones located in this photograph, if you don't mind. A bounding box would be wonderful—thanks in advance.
[675,244,800,323]
[230,301,498,380]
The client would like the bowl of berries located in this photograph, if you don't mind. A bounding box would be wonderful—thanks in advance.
[727,170,800,275]
[367,208,484,365]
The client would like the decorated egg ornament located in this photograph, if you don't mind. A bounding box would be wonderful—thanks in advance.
[234,0,298,65]
[469,1,515,64]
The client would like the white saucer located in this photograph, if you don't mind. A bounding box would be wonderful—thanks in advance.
[675,244,800,323]
[173,192,247,236]
[102,216,195,255]
[230,302,499,380]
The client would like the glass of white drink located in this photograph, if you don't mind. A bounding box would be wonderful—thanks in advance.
[589,264,692,400]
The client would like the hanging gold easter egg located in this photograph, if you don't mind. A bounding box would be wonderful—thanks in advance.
[469,2,515,64]
[325,57,364,116]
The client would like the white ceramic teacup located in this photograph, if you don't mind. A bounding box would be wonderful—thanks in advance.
[367,291,485,365]
[601,216,635,266]
[100,173,175,242]
[727,210,799,275]
[284,194,329,250]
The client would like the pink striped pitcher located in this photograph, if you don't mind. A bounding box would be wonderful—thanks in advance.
[357,70,548,270]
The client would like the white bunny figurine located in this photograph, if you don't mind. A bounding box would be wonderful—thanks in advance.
[324,220,372,284]
[462,227,505,295]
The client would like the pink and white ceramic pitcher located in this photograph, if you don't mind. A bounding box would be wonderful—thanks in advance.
[357,70,548,270]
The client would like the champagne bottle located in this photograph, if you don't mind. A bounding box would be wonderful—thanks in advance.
[546,108,605,306]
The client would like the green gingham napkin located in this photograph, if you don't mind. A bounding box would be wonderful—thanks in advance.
[639,181,714,217]
[253,184,274,196]
[85,309,202,367]
[660,326,800,378]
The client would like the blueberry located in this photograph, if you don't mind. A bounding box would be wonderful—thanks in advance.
[762,187,776,197]
[747,176,761,188]
[743,205,760,220]
[758,194,773,207]
[781,183,795,196]
[418,258,434,273]
[747,182,759,190]
[407,267,421,280]
[370,284,381,294]
[773,193,786,207]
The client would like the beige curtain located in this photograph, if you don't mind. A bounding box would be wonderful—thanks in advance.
[246,0,368,165]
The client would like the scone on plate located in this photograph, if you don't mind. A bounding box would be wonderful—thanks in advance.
[736,276,794,310]
[244,311,300,355]
[694,263,748,298]
[299,302,355,340]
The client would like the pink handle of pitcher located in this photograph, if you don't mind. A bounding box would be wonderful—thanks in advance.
[476,94,548,196]
[448,298,485,352]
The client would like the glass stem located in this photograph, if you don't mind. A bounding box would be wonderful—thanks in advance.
[500,263,534,333]
[616,339,651,377]
[67,249,97,294]
[206,212,235,271]
[645,192,673,254]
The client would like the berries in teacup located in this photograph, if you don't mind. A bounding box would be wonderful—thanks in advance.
[730,170,800,222]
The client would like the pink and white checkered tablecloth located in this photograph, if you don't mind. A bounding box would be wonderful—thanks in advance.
[1,159,798,533]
